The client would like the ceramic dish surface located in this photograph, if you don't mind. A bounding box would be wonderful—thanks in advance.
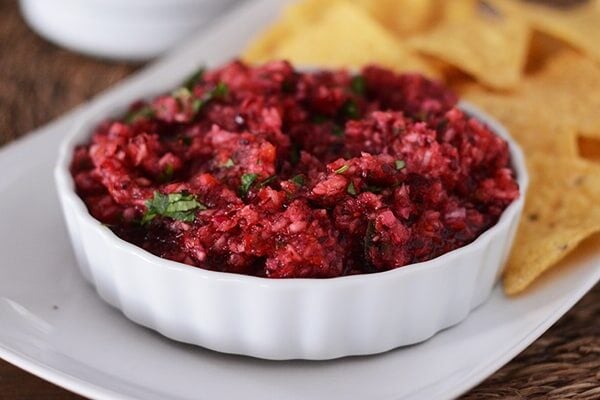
[19,0,238,60]
[54,74,527,360]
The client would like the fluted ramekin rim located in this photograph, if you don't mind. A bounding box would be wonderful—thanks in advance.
[54,95,528,289]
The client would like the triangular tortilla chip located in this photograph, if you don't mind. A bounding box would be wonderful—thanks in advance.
[525,31,568,73]
[461,50,600,145]
[408,0,530,89]
[351,0,440,37]
[509,0,600,64]
[266,1,439,78]
[504,155,600,294]
[525,51,600,140]
[578,136,600,163]
[243,0,343,63]
[460,85,578,157]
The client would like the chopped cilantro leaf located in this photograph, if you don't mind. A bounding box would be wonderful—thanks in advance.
[363,220,375,256]
[392,126,404,136]
[436,118,448,131]
[212,82,229,99]
[335,164,349,174]
[158,164,174,182]
[281,79,295,93]
[124,105,154,124]
[180,136,192,146]
[332,125,345,137]
[395,159,406,170]
[414,111,427,121]
[290,144,300,165]
[222,158,235,168]
[350,75,366,96]
[260,175,277,187]
[365,184,383,193]
[142,191,206,224]
[192,99,204,113]
[347,181,357,195]
[291,174,305,186]
[239,173,258,196]
[312,114,328,124]
[341,99,360,119]
[172,87,192,99]
[169,80,229,117]
[183,67,205,90]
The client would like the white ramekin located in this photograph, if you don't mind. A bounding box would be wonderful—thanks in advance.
[54,96,528,360]
[19,0,238,61]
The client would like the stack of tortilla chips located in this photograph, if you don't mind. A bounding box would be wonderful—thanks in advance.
[243,0,600,294]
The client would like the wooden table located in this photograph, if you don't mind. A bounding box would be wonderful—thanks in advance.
[1,1,598,398]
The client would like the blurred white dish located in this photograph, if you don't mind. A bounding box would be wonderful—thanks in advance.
[19,0,238,60]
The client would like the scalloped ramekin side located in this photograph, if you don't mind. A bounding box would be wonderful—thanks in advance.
[54,97,527,360]
[56,181,523,360]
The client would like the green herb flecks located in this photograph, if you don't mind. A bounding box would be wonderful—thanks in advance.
[158,164,174,183]
[332,125,345,137]
[192,99,204,114]
[222,158,235,168]
[239,173,258,196]
[341,99,360,120]
[142,192,206,224]
[281,79,295,93]
[179,135,192,146]
[436,118,449,131]
[124,105,154,124]
[171,88,194,113]
[311,114,329,124]
[183,67,205,90]
[363,220,375,257]
[172,87,192,100]
[335,164,349,174]
[350,75,366,96]
[290,144,301,165]
[212,82,229,98]
[260,175,277,187]
[392,126,405,136]
[395,159,406,170]
[365,184,384,193]
[347,181,357,196]
[190,82,229,115]
[414,111,427,121]
[290,174,305,186]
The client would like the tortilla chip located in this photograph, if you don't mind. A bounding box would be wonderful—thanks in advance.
[243,0,342,63]
[509,0,600,64]
[461,50,600,151]
[244,22,295,63]
[525,51,600,140]
[525,31,569,74]
[266,1,439,78]
[579,136,600,163]
[438,62,473,88]
[351,0,440,36]
[504,155,600,295]
[407,0,531,89]
[460,86,578,157]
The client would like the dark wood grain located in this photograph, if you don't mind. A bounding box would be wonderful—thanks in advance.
[0,0,598,399]
[0,0,136,146]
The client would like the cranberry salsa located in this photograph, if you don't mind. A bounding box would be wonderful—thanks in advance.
[71,61,519,278]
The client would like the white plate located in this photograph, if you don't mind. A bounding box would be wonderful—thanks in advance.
[0,0,598,398]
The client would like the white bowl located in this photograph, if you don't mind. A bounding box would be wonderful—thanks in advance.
[54,95,528,360]
[19,0,238,61]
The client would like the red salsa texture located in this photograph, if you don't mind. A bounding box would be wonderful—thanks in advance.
[71,61,519,278]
